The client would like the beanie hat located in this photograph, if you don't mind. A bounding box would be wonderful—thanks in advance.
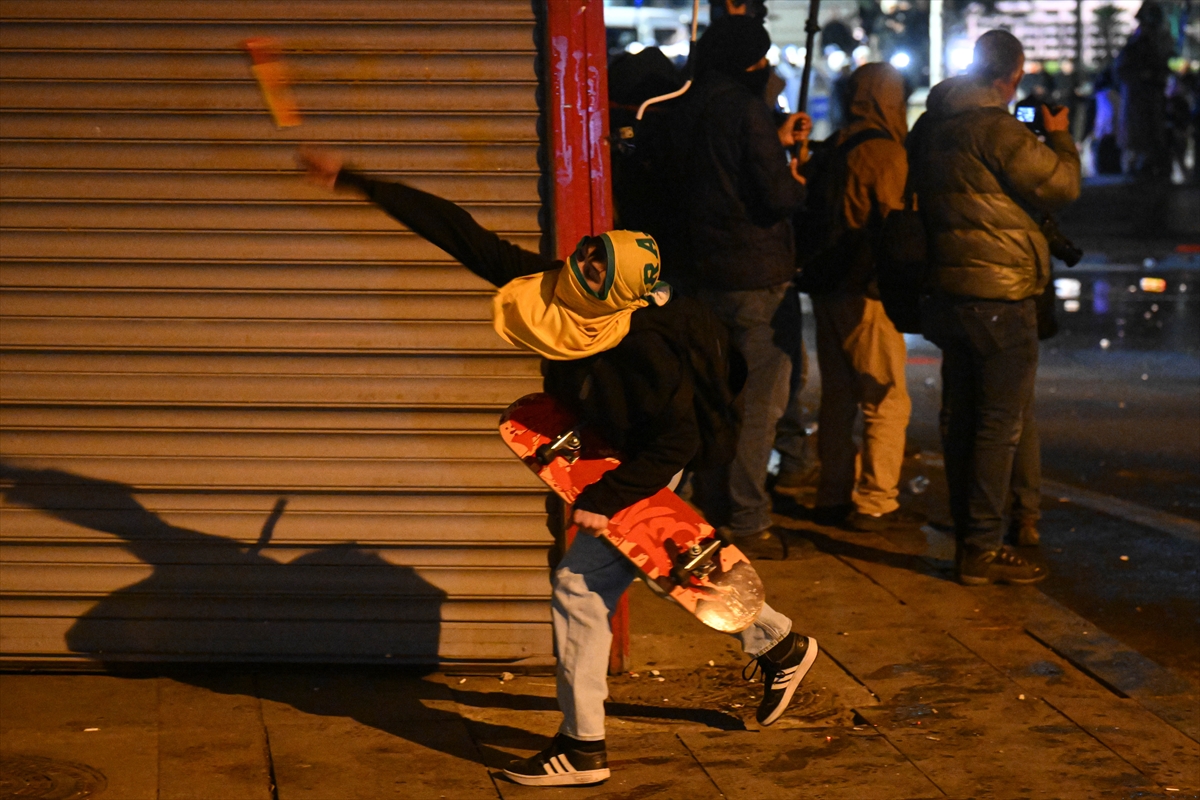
[694,15,772,77]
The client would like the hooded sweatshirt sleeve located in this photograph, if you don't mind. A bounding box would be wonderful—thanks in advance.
[336,170,555,287]
[567,327,700,518]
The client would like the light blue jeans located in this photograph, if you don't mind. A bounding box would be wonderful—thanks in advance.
[552,532,793,741]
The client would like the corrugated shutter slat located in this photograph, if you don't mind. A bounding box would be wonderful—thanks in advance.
[0,0,550,665]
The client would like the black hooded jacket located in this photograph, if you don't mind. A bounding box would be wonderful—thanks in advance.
[337,170,711,518]
[663,71,807,291]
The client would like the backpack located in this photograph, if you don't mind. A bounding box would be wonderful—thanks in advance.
[656,297,747,471]
[876,115,931,334]
[793,128,892,295]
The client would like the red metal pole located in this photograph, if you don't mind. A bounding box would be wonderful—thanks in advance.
[545,0,613,255]
[543,0,628,675]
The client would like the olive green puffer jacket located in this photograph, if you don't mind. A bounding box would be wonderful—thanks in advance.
[908,76,1081,300]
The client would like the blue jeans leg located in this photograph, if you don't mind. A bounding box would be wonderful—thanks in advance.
[924,296,1039,553]
[1010,394,1042,524]
[552,532,794,740]
[697,283,798,535]
[552,533,637,742]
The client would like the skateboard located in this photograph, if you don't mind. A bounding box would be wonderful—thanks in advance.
[499,393,764,633]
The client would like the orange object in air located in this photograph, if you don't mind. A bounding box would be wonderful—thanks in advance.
[244,37,301,128]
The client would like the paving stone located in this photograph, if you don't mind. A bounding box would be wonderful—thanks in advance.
[0,726,158,800]
[157,673,272,800]
[255,666,462,726]
[0,673,157,731]
[478,731,722,800]
[753,546,920,638]
[830,627,1160,797]
[446,675,565,741]
[679,726,940,799]
[1025,615,1200,742]
[0,672,159,799]
[953,626,1200,791]
[263,717,495,800]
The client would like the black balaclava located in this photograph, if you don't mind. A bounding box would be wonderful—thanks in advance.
[694,15,772,94]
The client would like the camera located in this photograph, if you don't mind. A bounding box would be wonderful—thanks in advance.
[1014,102,1063,137]
[1040,215,1083,267]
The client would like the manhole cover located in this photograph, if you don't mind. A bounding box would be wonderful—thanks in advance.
[0,755,106,800]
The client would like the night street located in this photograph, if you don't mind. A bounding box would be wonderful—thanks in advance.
[3,1,1200,798]
[898,177,1200,687]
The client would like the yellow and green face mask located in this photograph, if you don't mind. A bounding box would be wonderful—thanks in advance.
[492,230,668,360]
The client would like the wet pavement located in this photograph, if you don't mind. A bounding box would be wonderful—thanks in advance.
[888,177,1200,689]
[3,502,1198,799]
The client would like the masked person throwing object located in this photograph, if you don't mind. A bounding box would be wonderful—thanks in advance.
[295,148,818,787]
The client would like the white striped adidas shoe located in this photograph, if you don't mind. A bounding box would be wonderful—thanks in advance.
[502,733,610,786]
[746,632,819,726]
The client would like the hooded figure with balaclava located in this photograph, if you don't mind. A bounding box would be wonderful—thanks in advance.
[665,14,810,552]
[802,63,917,535]
[295,148,819,788]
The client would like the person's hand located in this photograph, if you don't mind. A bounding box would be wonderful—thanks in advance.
[296,145,343,190]
[778,112,812,148]
[1042,105,1070,133]
[789,156,807,185]
[572,508,609,536]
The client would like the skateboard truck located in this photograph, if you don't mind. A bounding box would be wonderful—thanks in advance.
[536,429,582,466]
[670,537,723,586]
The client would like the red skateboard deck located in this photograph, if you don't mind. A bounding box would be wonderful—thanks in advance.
[499,393,764,633]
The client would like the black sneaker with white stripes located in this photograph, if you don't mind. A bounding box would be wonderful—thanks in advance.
[745,632,819,726]
[502,733,609,786]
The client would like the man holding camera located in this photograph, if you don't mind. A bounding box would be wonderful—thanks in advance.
[909,30,1080,585]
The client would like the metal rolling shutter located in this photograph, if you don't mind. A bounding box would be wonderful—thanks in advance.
[0,1,551,665]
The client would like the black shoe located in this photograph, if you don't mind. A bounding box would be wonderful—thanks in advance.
[744,632,819,726]
[957,545,1048,585]
[502,733,609,786]
[772,464,820,494]
[841,507,926,533]
[724,526,789,561]
[1011,519,1040,547]
[811,503,853,526]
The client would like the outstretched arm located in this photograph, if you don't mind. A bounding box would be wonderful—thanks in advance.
[297,147,556,288]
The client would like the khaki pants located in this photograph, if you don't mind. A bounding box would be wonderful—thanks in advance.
[813,292,911,515]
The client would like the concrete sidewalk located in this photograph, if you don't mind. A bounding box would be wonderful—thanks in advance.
[3,500,1198,799]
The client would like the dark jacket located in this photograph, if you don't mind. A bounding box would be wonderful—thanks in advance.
[909,75,1081,301]
[667,72,806,292]
[337,170,702,518]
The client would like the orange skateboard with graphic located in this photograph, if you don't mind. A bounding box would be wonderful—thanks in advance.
[500,393,764,633]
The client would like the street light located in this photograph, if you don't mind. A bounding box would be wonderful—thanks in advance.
[948,39,974,75]
[890,51,912,70]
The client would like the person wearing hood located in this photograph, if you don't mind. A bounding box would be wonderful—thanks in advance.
[295,148,818,787]
[803,63,917,533]
[1115,1,1174,177]
[666,15,810,554]
[909,30,1080,586]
